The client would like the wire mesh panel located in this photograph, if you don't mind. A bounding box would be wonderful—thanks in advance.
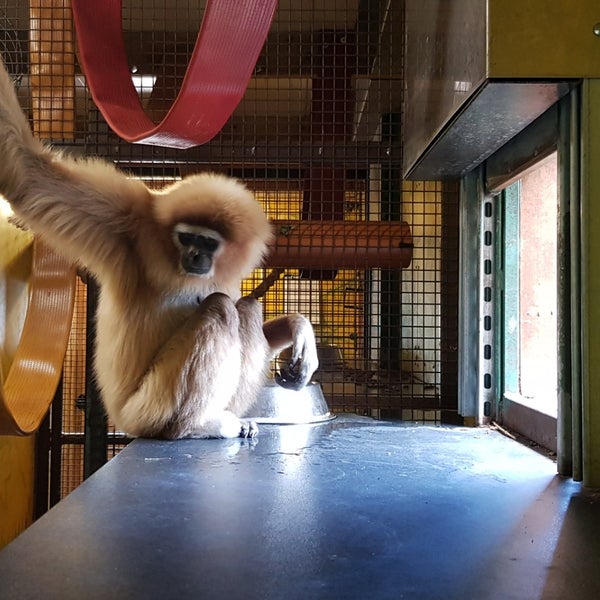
[1,0,459,501]
[57,276,87,497]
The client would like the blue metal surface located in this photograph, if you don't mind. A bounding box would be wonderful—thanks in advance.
[0,417,598,599]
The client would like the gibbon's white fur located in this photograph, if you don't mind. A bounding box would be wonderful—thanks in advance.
[0,58,318,439]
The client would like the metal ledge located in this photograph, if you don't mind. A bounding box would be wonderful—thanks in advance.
[403,80,575,180]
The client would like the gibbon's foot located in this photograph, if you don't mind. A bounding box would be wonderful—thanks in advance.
[195,410,249,439]
[240,420,259,438]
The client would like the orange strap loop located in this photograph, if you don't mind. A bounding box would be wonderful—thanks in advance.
[0,240,76,436]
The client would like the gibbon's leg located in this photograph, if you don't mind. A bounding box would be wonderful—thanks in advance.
[118,293,251,440]
[226,296,270,427]
[263,314,319,390]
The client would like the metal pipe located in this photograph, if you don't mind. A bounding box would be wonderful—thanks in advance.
[570,86,583,482]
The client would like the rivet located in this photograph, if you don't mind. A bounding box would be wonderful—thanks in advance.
[593,23,600,36]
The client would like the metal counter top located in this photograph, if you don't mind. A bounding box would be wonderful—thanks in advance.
[0,416,596,600]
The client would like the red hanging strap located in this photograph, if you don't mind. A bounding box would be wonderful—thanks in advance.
[71,0,277,148]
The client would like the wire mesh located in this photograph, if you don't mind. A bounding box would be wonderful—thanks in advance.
[1,0,459,500]
[59,443,84,498]
[56,276,87,497]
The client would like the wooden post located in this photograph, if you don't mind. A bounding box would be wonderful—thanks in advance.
[29,0,75,140]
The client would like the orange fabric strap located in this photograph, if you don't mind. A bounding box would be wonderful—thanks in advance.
[0,240,76,436]
[71,0,278,148]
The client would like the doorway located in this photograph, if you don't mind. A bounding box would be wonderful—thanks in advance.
[498,152,559,450]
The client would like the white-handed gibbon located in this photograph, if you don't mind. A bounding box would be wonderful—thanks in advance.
[0,58,318,439]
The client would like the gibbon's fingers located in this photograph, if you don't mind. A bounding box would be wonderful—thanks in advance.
[292,317,319,375]
[275,362,305,390]
[240,420,259,438]
[275,316,319,390]
[275,350,315,390]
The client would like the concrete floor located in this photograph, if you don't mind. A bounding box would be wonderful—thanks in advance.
[0,417,599,599]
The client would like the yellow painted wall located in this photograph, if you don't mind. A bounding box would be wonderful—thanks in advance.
[0,436,35,549]
[488,0,600,78]
[0,199,35,549]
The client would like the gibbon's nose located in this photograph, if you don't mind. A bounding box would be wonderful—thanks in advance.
[182,248,212,275]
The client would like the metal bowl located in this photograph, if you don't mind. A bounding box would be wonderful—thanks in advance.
[243,381,334,424]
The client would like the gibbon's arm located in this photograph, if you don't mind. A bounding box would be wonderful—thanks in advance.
[263,314,319,390]
[0,57,151,279]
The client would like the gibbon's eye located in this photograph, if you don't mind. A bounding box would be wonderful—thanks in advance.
[177,232,197,247]
[177,232,221,252]
[202,236,220,252]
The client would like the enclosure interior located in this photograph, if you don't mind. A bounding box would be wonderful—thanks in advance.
[0,0,459,502]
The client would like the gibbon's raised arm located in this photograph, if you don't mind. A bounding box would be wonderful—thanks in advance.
[0,57,150,280]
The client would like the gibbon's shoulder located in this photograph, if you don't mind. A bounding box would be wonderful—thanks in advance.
[153,172,273,246]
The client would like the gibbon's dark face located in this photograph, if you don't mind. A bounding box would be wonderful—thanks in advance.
[173,223,224,276]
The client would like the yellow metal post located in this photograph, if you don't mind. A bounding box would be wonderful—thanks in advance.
[580,78,600,487]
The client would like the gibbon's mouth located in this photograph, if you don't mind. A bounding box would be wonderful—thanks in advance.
[183,267,212,277]
[184,265,212,275]
[178,262,213,277]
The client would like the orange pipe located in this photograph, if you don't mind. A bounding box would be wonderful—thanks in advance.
[266,221,413,269]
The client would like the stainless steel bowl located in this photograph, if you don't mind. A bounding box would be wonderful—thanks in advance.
[243,381,334,424]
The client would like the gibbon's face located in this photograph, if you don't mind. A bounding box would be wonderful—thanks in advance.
[172,223,224,276]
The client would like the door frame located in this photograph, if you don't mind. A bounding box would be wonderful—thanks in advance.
[458,91,581,479]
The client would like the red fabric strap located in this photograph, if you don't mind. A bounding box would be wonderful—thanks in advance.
[71,0,277,148]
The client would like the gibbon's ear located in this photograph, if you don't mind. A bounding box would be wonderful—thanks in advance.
[154,173,273,272]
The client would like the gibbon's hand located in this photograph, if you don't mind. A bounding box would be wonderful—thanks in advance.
[275,318,319,390]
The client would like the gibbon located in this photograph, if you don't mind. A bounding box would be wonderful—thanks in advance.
[0,58,318,439]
